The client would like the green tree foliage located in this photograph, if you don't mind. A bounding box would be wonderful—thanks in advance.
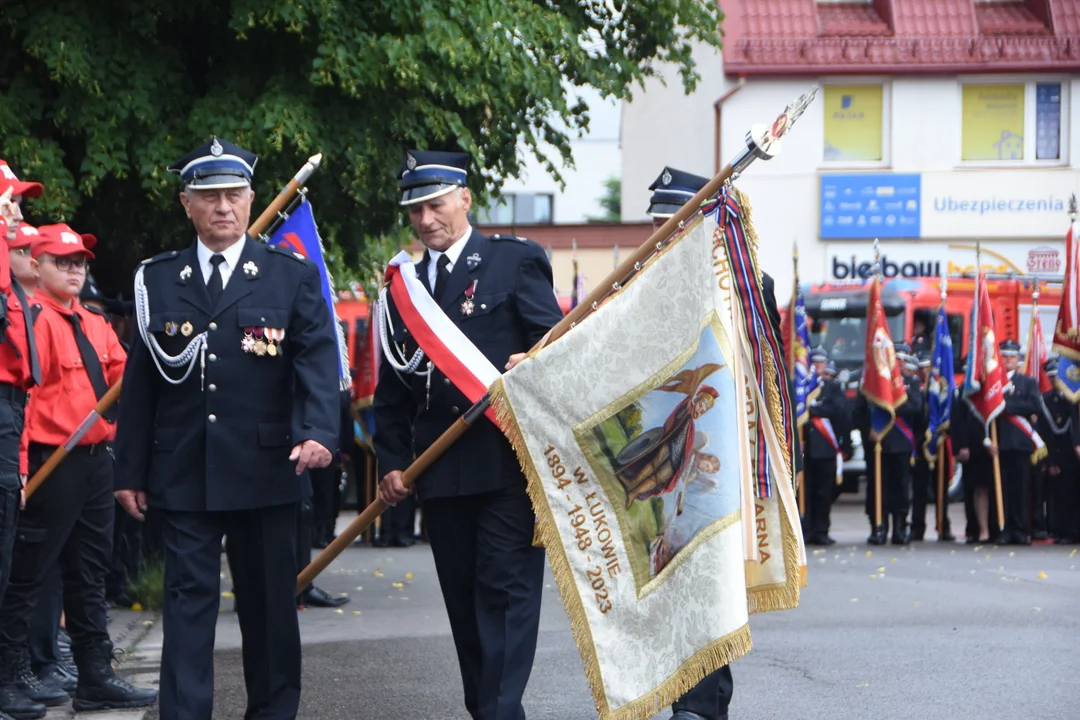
[587,176,621,223]
[0,0,721,295]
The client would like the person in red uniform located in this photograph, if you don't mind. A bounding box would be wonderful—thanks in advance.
[0,163,44,720]
[0,223,156,716]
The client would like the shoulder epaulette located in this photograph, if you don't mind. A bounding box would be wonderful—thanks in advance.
[140,250,181,266]
[266,244,308,263]
[490,234,528,243]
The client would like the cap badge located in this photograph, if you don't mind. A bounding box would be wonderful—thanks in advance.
[243,260,259,278]
[210,138,224,157]
[406,153,417,171]
[662,169,672,186]
[179,265,192,283]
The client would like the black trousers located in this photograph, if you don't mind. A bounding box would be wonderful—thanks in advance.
[910,458,931,530]
[379,494,416,545]
[159,503,300,720]
[28,565,62,675]
[1049,457,1080,539]
[308,465,339,537]
[805,457,836,538]
[106,499,142,601]
[1000,452,1030,539]
[296,498,314,595]
[423,485,545,720]
[1030,465,1049,535]
[0,444,113,657]
[864,452,910,521]
[671,665,734,719]
[0,396,24,611]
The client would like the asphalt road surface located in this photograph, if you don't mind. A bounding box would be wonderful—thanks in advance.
[142,500,1079,720]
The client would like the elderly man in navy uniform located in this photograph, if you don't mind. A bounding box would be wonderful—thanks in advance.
[375,150,562,720]
[994,339,1042,545]
[114,137,341,720]
[1038,356,1080,543]
[804,349,844,546]
[646,166,792,720]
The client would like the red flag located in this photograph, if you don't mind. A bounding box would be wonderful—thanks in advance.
[1024,299,1051,394]
[962,272,1007,434]
[1052,199,1080,402]
[352,300,379,408]
[860,276,907,437]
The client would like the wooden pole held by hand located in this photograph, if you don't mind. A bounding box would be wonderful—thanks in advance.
[874,440,883,528]
[935,445,946,537]
[990,420,1005,532]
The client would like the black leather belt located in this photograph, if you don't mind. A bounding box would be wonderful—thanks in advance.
[0,383,28,407]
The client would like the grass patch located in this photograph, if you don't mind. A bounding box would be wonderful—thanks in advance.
[125,555,166,612]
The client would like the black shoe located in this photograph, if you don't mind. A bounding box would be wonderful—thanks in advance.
[910,525,926,542]
[71,642,156,711]
[36,667,75,695]
[670,712,709,719]
[1008,532,1031,546]
[867,524,888,545]
[938,531,956,542]
[57,660,77,684]
[891,516,911,546]
[1054,536,1078,544]
[13,655,68,707]
[300,586,350,608]
[822,535,837,546]
[390,536,416,547]
[1032,530,1050,541]
[0,684,44,720]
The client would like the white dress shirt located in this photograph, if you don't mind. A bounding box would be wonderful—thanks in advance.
[426,226,472,292]
[197,236,246,289]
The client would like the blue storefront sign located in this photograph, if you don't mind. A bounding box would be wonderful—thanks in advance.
[820,173,921,239]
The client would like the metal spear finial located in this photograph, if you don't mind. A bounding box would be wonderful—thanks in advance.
[1032,274,1040,302]
[731,85,818,174]
[1070,193,1077,221]
[872,238,881,280]
[939,273,947,302]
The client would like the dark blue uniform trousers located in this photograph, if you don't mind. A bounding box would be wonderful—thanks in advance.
[159,503,300,720]
[0,396,22,617]
[423,484,545,720]
[671,665,734,719]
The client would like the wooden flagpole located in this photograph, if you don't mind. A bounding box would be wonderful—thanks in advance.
[297,87,820,591]
[874,441,883,529]
[935,445,946,536]
[22,153,323,500]
[990,420,1006,533]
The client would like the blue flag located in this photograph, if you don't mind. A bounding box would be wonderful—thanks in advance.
[925,302,955,462]
[268,198,350,389]
[791,291,818,424]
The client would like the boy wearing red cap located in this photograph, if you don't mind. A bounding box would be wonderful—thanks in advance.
[0,164,45,720]
[0,224,156,715]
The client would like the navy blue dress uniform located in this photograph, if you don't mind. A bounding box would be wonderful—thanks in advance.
[804,356,844,546]
[114,138,341,720]
[908,352,935,541]
[373,150,563,720]
[854,343,924,545]
[1037,357,1080,543]
[994,340,1042,545]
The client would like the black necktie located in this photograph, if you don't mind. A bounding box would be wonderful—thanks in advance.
[207,254,225,305]
[433,254,451,302]
[9,279,40,387]
[67,312,116,422]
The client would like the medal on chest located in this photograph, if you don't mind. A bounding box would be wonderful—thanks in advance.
[461,279,478,317]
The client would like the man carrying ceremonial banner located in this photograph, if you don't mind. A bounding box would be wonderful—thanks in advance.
[925,279,956,542]
[488,177,806,718]
[1053,194,1080,402]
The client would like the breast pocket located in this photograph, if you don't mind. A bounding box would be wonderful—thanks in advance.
[459,292,508,321]
[59,354,91,395]
[148,312,203,349]
[236,307,290,356]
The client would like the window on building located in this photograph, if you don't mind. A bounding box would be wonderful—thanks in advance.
[960,81,1065,163]
[822,84,886,164]
[474,193,555,225]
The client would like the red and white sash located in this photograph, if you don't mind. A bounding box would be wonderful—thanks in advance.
[1004,415,1047,464]
[810,417,844,484]
[382,252,502,424]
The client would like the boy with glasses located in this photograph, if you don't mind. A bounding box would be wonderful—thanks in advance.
[0,223,156,715]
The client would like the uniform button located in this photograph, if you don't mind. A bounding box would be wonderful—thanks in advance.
[209,354,218,362]
[260,316,266,322]
[451,406,459,414]
[480,303,487,310]
[208,384,217,392]
[443,378,451,386]
[208,414,217,423]
[209,322,218,331]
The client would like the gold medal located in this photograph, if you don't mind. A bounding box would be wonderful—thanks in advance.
[181,321,194,337]
[165,322,178,337]
[266,342,278,357]
[254,339,268,356]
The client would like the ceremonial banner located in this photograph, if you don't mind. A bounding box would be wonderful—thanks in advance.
[962,272,1007,436]
[352,301,379,409]
[268,198,350,389]
[783,287,817,425]
[925,301,955,464]
[1053,200,1080,401]
[490,190,804,719]
[860,276,906,437]
[1024,297,1051,394]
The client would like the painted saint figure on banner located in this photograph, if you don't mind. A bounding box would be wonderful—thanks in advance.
[578,323,741,590]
